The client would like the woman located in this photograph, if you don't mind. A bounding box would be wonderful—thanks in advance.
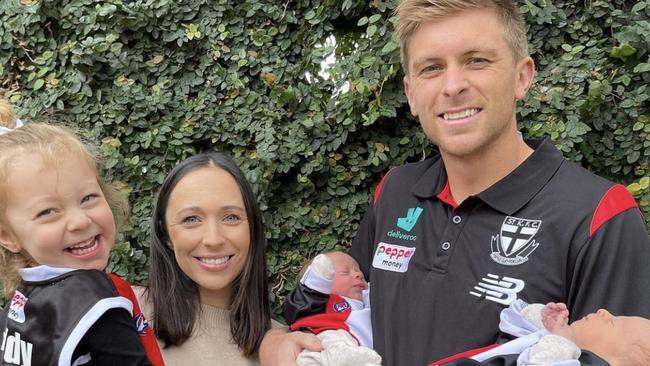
[137,151,274,365]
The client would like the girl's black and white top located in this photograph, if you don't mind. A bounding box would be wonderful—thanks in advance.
[0,266,163,366]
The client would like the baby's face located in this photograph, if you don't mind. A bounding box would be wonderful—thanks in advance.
[569,309,650,360]
[329,252,368,301]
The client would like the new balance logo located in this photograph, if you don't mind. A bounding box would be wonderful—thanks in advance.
[396,207,423,232]
[469,274,525,305]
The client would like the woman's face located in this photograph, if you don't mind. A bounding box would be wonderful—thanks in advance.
[165,166,251,308]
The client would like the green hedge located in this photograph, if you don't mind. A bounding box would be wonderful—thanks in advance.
[2,0,649,315]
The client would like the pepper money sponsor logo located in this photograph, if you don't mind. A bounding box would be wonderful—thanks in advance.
[8,291,27,324]
[372,243,416,273]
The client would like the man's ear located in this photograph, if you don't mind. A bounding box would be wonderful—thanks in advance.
[514,56,536,101]
[403,75,419,118]
[0,225,22,253]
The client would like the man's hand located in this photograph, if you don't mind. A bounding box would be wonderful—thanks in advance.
[259,327,323,366]
[541,302,569,333]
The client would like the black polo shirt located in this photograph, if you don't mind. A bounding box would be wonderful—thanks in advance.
[350,138,650,366]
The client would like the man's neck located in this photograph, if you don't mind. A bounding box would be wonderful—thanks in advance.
[442,132,533,205]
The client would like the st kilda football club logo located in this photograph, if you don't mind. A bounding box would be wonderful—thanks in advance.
[490,216,541,266]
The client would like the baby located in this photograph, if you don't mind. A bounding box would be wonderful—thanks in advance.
[283,251,381,366]
[431,300,650,366]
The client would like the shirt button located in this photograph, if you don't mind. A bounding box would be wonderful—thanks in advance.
[441,242,451,250]
[452,215,462,224]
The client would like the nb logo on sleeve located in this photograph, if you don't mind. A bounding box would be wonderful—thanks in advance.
[469,273,525,305]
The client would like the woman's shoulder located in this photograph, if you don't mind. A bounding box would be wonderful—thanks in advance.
[131,285,153,317]
[270,318,285,329]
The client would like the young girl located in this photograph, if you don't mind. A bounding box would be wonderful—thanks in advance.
[136,151,277,365]
[0,99,164,366]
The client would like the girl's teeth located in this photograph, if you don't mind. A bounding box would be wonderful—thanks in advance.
[68,238,98,255]
[444,108,479,120]
[199,256,230,265]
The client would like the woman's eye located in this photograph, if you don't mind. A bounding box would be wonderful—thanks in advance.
[223,214,241,223]
[182,216,200,224]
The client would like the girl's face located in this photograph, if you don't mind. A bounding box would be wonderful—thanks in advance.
[165,166,251,308]
[0,153,115,270]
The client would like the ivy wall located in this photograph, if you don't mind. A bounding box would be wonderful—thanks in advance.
[1,0,649,314]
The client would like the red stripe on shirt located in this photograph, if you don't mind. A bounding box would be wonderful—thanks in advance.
[373,169,395,205]
[437,180,459,208]
[589,184,639,237]
[428,344,500,366]
[109,273,165,366]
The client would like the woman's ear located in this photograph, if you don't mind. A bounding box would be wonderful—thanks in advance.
[0,226,22,253]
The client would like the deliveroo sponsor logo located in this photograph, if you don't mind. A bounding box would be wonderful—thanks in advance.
[387,207,423,242]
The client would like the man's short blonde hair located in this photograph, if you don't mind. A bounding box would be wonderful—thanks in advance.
[395,0,529,74]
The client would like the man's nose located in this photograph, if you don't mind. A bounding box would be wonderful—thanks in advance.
[441,65,469,97]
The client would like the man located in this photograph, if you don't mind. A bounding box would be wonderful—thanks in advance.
[260,1,650,365]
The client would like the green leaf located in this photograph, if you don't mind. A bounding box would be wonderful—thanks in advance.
[640,177,650,190]
[627,151,640,164]
[633,62,650,73]
[633,122,644,131]
[610,44,637,58]
[33,79,44,90]
[366,25,377,37]
[381,40,398,54]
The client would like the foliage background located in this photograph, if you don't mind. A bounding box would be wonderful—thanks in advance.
[1,0,649,315]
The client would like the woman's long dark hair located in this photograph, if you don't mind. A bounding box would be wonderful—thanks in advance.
[146,151,271,355]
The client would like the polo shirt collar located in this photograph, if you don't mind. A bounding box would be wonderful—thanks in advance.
[413,138,564,215]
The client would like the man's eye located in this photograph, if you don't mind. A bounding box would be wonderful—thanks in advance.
[468,57,489,65]
[421,65,442,74]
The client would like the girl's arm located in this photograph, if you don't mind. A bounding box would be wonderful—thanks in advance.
[75,308,154,366]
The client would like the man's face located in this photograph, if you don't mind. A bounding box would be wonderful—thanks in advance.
[403,8,534,159]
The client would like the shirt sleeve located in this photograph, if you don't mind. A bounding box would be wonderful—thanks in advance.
[75,308,154,366]
[350,203,377,280]
[566,206,650,319]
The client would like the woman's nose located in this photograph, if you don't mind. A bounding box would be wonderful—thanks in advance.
[203,220,226,246]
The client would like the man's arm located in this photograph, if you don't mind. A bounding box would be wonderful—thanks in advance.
[349,204,377,279]
[259,327,322,366]
[567,204,650,319]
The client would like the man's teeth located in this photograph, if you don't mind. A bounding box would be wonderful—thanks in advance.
[199,256,230,265]
[443,108,480,121]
